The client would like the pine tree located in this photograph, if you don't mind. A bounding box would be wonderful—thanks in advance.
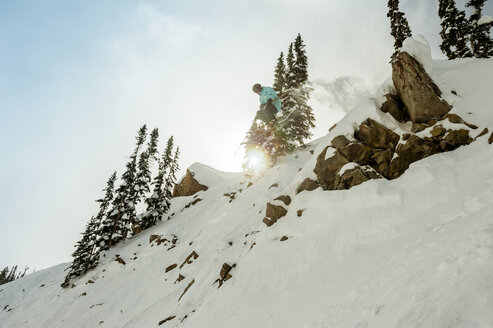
[280,34,315,146]
[6,266,17,283]
[387,0,413,60]
[83,172,117,271]
[293,33,308,85]
[61,217,97,288]
[141,136,174,229]
[439,0,473,59]
[273,52,286,95]
[103,125,147,247]
[164,146,180,204]
[285,43,296,89]
[466,0,493,57]
[133,128,159,231]
[0,267,8,285]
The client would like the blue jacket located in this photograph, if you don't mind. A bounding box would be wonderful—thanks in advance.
[259,86,281,112]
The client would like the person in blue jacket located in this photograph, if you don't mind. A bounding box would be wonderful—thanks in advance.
[252,83,281,124]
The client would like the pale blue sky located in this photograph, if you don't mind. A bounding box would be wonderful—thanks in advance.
[1,0,490,271]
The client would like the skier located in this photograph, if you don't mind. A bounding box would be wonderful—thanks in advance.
[252,83,281,125]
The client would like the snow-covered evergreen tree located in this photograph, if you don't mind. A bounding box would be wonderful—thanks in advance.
[84,172,117,270]
[133,128,159,231]
[141,136,174,229]
[61,217,98,288]
[439,0,473,59]
[273,52,286,96]
[387,0,413,60]
[293,33,308,85]
[466,0,493,57]
[102,125,147,247]
[163,146,180,205]
[280,34,315,146]
[0,267,8,285]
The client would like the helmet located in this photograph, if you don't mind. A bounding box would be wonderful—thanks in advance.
[252,83,262,93]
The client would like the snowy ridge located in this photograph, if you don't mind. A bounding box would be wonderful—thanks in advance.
[2,57,493,327]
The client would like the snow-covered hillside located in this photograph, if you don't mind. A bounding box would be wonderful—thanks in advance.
[2,50,493,328]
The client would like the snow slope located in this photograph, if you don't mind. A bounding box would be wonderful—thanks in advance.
[2,55,493,328]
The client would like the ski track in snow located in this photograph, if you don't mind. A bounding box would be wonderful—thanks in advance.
[2,55,493,328]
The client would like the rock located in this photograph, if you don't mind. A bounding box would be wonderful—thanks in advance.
[371,149,392,178]
[334,167,381,190]
[173,169,208,197]
[269,183,279,190]
[274,195,292,206]
[430,125,446,138]
[220,263,234,280]
[355,119,400,151]
[331,135,351,149]
[392,51,451,123]
[175,274,185,283]
[314,147,349,190]
[489,132,493,144]
[443,129,472,149]
[149,234,160,243]
[402,133,411,141]
[178,279,195,302]
[280,236,289,242]
[388,135,439,179]
[179,251,199,269]
[380,93,409,122]
[297,210,304,217]
[329,123,337,131]
[184,198,202,208]
[474,128,489,141]
[412,123,429,133]
[263,203,288,226]
[296,178,319,194]
[159,316,176,326]
[115,256,126,265]
[339,142,376,165]
[165,264,177,273]
[131,224,142,236]
[217,263,236,288]
[442,113,478,129]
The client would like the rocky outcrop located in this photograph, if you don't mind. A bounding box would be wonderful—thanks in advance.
[392,51,451,123]
[308,51,483,191]
[173,170,208,197]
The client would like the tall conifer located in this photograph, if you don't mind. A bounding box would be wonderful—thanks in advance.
[387,0,413,60]
[439,0,473,59]
[466,0,493,57]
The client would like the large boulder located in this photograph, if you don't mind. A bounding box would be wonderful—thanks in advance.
[392,51,451,123]
[173,169,209,197]
[355,119,400,151]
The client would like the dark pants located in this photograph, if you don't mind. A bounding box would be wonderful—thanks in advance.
[255,103,278,124]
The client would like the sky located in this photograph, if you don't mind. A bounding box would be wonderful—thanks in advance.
[0,0,491,271]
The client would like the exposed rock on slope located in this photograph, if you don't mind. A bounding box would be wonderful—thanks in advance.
[173,169,209,197]
[312,50,481,190]
[392,51,451,123]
